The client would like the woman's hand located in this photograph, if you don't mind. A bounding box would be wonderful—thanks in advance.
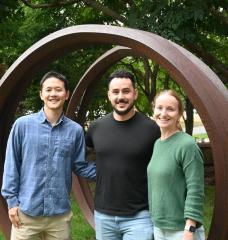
[183,219,196,240]
[183,230,194,240]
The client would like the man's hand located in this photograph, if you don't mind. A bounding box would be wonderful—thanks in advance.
[8,206,21,228]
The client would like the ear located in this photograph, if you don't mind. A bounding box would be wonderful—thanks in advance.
[39,90,44,101]
[134,88,138,100]
[65,90,70,100]
[107,90,111,101]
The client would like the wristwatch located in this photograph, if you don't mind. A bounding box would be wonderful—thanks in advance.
[184,225,196,233]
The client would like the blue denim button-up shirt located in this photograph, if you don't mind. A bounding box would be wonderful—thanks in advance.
[1,109,96,216]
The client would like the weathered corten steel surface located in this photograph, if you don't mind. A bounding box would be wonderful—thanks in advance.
[0,25,227,239]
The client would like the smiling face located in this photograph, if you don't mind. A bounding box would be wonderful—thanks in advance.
[153,92,181,132]
[108,77,138,120]
[40,77,69,113]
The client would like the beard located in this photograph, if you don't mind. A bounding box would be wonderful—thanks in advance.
[112,101,135,116]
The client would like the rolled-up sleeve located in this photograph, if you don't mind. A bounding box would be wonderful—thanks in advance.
[72,127,96,180]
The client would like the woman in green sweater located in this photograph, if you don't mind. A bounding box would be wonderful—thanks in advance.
[147,90,205,240]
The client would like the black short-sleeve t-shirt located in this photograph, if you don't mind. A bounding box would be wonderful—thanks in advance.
[85,112,160,216]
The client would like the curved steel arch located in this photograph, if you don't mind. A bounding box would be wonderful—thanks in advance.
[0,25,227,239]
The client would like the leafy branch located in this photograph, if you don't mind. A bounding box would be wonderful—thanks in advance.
[20,0,127,23]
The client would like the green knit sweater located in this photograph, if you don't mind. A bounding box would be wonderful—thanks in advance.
[147,131,204,230]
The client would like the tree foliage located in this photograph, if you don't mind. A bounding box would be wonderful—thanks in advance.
[0,0,227,133]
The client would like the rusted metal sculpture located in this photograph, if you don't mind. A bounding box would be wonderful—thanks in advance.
[0,25,227,240]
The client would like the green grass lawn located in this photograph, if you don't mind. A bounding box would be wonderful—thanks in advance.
[203,185,214,237]
[0,185,214,239]
[70,195,95,240]
[193,133,208,139]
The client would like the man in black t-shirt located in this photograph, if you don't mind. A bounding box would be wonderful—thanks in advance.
[86,70,160,240]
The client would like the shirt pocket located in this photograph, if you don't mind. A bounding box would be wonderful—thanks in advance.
[54,138,74,159]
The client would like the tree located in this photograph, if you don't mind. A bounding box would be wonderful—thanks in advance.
[1,0,227,133]
[18,0,228,85]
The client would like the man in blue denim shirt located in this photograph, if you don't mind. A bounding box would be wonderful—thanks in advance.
[1,71,96,239]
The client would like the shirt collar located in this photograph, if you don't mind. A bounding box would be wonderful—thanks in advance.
[37,108,65,125]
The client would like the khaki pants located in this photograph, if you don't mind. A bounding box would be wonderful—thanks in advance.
[11,210,73,240]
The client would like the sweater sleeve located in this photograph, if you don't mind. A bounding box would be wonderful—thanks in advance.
[182,143,204,225]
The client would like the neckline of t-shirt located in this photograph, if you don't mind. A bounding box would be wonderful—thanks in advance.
[111,111,138,124]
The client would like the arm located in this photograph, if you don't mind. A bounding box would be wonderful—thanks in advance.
[1,121,22,227]
[72,127,96,180]
[182,144,204,239]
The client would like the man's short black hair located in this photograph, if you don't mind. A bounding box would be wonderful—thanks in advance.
[108,69,136,88]
[40,71,69,91]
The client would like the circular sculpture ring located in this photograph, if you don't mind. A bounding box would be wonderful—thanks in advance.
[0,25,227,239]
